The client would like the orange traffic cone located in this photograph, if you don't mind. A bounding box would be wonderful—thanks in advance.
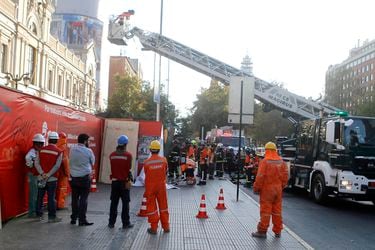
[90,178,97,192]
[137,195,148,217]
[215,188,226,210]
[196,194,209,219]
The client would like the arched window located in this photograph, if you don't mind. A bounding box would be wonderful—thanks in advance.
[29,23,38,36]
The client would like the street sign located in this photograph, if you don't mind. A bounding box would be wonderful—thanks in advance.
[228,76,254,124]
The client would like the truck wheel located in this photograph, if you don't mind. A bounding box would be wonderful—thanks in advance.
[312,173,327,204]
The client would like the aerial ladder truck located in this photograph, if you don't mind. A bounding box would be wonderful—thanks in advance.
[108,13,375,205]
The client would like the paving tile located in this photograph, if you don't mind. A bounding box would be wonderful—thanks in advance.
[0,181,311,250]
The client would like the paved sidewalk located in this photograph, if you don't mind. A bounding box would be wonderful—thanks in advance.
[0,179,312,249]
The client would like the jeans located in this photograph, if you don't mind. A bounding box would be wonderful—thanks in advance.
[28,173,38,216]
[70,175,91,223]
[36,180,57,219]
[109,181,130,226]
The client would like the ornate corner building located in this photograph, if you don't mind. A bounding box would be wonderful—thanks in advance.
[0,0,97,113]
[325,40,375,114]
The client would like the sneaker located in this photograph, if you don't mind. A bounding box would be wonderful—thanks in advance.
[275,233,281,238]
[147,228,157,235]
[251,231,267,238]
[108,224,114,229]
[39,216,45,221]
[48,217,62,223]
[123,223,134,229]
[164,228,170,233]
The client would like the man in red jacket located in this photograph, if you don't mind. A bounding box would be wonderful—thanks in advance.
[143,140,169,234]
[35,131,63,222]
[252,142,288,238]
[108,135,134,229]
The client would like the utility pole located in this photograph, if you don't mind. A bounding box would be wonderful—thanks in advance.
[156,0,164,121]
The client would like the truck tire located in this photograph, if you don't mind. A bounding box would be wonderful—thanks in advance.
[312,173,327,204]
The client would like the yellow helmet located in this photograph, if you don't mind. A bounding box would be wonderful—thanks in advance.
[265,142,277,150]
[149,140,161,150]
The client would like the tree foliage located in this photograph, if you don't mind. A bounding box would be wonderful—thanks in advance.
[103,75,178,124]
[190,80,229,133]
[356,101,375,117]
[248,103,295,145]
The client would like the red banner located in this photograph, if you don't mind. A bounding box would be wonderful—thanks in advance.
[0,87,103,221]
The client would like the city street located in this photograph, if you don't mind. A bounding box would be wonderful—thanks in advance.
[240,184,375,250]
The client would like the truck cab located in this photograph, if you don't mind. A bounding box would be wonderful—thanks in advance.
[286,115,375,204]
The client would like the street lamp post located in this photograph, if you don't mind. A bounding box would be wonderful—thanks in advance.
[4,72,31,89]
[156,0,164,122]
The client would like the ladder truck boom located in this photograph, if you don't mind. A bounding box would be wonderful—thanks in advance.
[108,23,338,119]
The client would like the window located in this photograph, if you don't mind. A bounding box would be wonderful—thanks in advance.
[57,74,62,95]
[72,80,77,102]
[65,77,70,98]
[1,44,7,73]
[27,46,36,84]
[48,70,53,91]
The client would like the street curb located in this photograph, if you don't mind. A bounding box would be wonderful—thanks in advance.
[226,179,314,250]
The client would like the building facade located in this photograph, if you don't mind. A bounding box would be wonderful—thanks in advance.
[325,40,375,114]
[108,56,142,99]
[0,0,97,112]
[51,0,103,108]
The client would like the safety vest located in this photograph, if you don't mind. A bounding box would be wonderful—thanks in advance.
[110,151,132,180]
[39,144,62,178]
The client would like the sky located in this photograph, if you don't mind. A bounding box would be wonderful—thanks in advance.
[98,0,375,116]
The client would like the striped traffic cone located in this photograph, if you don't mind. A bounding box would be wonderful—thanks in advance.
[90,178,97,192]
[196,194,209,219]
[137,194,148,217]
[215,188,226,210]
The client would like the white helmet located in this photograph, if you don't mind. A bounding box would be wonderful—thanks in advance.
[32,133,45,143]
[48,131,59,140]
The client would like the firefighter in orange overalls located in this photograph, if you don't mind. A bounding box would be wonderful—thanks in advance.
[187,140,195,159]
[56,132,70,209]
[252,142,288,238]
[197,141,209,185]
[143,140,170,234]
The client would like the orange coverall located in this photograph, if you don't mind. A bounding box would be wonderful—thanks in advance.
[56,138,70,209]
[143,154,169,231]
[253,150,288,234]
[187,145,195,159]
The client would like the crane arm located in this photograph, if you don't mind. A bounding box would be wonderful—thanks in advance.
[109,25,338,119]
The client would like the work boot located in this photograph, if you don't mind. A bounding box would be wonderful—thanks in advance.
[147,228,157,235]
[275,233,281,238]
[48,217,62,223]
[123,223,134,229]
[251,231,267,238]
[79,221,94,226]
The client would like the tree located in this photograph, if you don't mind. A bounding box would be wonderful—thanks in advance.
[190,80,229,133]
[103,75,178,123]
[106,75,145,119]
[249,103,295,145]
[356,101,375,117]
